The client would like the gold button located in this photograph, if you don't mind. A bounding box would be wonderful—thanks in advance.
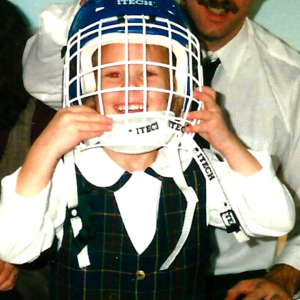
[136,270,146,280]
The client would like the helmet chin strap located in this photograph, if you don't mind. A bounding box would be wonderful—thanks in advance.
[159,143,199,270]
[81,111,186,154]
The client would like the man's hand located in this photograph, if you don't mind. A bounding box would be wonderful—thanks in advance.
[0,260,19,291]
[225,264,300,300]
[225,278,291,300]
[79,0,89,6]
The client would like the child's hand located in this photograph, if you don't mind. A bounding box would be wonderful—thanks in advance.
[16,106,112,198]
[37,106,112,160]
[185,86,234,153]
[185,87,262,176]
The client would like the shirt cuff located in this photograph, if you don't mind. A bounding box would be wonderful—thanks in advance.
[1,168,51,215]
[227,150,275,188]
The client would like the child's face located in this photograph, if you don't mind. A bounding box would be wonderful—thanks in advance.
[93,43,172,115]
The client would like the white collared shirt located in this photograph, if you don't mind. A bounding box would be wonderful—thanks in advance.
[0,141,295,265]
[206,19,300,275]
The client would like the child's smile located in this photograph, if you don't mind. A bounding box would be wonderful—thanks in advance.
[115,102,145,114]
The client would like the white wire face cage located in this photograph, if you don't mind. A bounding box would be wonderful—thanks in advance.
[64,7,203,154]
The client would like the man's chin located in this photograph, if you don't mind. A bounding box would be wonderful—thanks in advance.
[198,31,226,43]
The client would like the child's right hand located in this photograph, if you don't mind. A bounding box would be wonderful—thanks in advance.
[36,106,112,160]
[16,106,111,198]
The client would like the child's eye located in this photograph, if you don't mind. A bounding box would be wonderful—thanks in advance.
[145,71,157,77]
[107,72,121,78]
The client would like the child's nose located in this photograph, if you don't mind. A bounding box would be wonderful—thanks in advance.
[127,73,145,101]
[128,73,144,88]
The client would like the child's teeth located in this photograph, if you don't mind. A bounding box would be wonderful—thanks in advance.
[117,104,144,112]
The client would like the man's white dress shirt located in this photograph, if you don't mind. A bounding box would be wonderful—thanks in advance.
[208,19,300,275]
[23,0,80,110]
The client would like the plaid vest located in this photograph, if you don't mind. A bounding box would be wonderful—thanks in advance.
[51,158,209,300]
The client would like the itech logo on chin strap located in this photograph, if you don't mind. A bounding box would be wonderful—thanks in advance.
[136,122,159,134]
[117,0,154,6]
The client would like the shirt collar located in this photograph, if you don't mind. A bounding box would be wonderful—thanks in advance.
[203,18,250,81]
[73,136,194,187]
[74,147,125,187]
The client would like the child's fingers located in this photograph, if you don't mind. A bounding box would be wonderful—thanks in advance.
[55,107,112,128]
[185,123,206,134]
[63,105,110,119]
[193,86,218,111]
[77,120,112,134]
[193,86,216,100]
[201,86,216,98]
[185,109,213,121]
[73,112,112,125]
[185,109,224,134]
[197,93,217,112]
[77,127,109,142]
[64,105,98,113]
[41,108,112,150]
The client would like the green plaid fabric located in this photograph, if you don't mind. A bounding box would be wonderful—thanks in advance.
[51,159,209,300]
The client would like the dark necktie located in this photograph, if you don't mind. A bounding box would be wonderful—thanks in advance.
[202,58,221,87]
[194,57,221,149]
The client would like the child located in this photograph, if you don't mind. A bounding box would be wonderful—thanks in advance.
[0,0,295,299]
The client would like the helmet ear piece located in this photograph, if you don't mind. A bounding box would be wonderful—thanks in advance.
[80,44,98,94]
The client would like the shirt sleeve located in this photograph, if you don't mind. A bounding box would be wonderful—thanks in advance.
[273,76,300,270]
[22,0,80,109]
[206,149,295,238]
[0,160,67,264]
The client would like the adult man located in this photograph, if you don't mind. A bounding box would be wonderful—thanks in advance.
[179,0,300,299]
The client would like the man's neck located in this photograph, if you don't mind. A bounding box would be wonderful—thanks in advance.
[103,148,158,172]
[203,38,229,52]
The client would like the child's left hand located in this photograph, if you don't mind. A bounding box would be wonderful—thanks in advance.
[185,86,262,176]
[185,86,235,153]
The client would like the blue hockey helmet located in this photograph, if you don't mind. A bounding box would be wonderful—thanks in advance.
[63,0,203,152]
